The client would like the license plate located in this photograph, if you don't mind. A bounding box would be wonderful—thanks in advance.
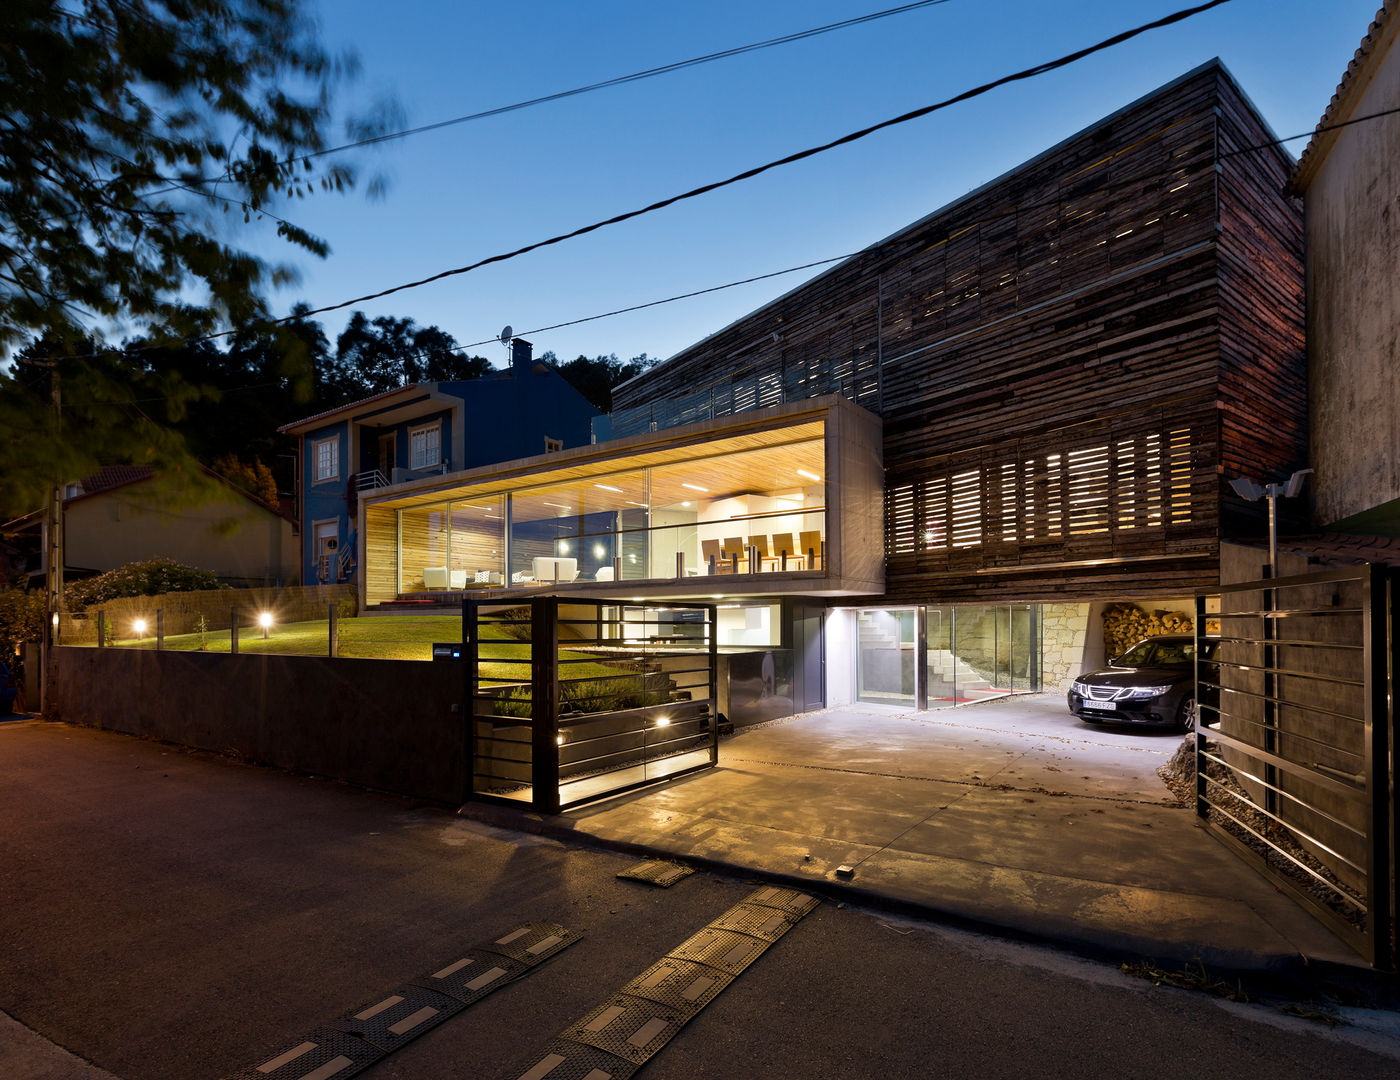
[1091,700,1118,710]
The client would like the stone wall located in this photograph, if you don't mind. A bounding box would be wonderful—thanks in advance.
[1040,603,1090,691]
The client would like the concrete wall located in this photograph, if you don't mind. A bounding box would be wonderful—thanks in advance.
[1302,22,1400,525]
[48,647,466,805]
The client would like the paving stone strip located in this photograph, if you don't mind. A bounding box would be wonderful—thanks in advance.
[220,921,582,1080]
[504,886,819,1080]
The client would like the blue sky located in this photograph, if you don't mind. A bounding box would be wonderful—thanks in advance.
[253,1,1380,366]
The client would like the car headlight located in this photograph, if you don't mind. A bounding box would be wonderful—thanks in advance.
[1122,685,1172,700]
[1070,681,1089,696]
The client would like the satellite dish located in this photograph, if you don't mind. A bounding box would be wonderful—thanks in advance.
[499,325,513,345]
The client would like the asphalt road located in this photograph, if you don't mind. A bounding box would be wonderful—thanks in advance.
[1,718,1396,1080]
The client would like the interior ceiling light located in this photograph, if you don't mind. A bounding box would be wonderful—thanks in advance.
[594,483,623,492]
[681,483,708,492]
[797,469,821,481]
[626,500,649,507]
[543,501,571,511]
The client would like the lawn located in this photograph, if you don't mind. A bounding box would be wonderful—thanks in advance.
[108,615,522,664]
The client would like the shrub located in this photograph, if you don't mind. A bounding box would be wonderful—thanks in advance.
[65,558,227,612]
[0,588,44,654]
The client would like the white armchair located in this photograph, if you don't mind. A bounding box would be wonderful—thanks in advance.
[531,556,579,582]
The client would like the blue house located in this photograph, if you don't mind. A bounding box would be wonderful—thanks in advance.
[279,339,598,585]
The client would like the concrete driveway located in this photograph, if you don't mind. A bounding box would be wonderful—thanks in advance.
[485,695,1362,973]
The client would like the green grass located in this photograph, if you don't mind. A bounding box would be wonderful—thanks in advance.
[109,615,520,663]
[101,616,638,689]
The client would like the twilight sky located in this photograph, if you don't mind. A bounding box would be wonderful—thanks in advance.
[249,0,1379,366]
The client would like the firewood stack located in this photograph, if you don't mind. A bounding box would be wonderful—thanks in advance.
[1101,603,1194,660]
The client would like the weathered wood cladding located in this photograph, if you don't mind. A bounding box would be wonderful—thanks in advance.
[1214,80,1308,535]
[612,63,1303,602]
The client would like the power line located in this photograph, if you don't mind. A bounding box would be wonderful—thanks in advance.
[241,0,1234,334]
[301,1,958,165]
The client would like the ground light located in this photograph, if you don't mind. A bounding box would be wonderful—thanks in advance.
[258,611,273,640]
[133,618,147,642]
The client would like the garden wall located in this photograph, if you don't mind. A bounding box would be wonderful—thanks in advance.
[47,646,465,804]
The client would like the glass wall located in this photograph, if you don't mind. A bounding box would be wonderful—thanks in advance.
[856,609,916,708]
[924,604,1040,705]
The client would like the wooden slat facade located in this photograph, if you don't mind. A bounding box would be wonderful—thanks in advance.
[611,62,1305,604]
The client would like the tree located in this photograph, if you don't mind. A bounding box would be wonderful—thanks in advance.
[1,1,376,353]
[211,453,279,506]
[552,352,659,412]
[333,311,492,397]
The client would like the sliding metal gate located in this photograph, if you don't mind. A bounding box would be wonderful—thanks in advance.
[467,596,718,813]
[1195,565,1395,968]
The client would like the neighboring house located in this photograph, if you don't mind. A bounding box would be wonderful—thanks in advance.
[278,339,599,586]
[1,465,299,587]
[1287,0,1400,536]
[346,60,1306,718]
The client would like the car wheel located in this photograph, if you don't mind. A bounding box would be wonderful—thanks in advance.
[1177,696,1197,732]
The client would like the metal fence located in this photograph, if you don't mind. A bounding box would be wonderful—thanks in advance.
[468,597,718,813]
[1195,565,1395,968]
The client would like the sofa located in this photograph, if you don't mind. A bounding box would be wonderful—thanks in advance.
[531,556,579,582]
[422,567,467,590]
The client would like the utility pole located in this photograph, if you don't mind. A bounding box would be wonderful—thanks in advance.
[40,359,62,715]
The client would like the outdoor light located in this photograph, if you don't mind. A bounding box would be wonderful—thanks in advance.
[556,734,565,746]
[133,618,147,641]
[655,716,671,727]
[1229,469,1313,576]
[258,611,273,639]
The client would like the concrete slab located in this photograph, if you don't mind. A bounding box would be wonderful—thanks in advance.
[466,698,1368,976]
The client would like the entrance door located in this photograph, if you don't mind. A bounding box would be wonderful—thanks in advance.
[314,521,339,584]
[856,609,916,707]
[377,432,395,478]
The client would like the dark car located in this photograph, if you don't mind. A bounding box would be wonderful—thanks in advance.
[1067,634,1216,731]
[0,659,17,717]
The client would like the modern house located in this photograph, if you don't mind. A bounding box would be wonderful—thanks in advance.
[278,339,598,586]
[0,465,298,587]
[347,59,1305,723]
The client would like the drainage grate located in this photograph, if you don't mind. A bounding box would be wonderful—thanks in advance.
[615,860,694,888]
[665,926,769,975]
[619,956,733,1014]
[482,922,582,966]
[221,1028,382,1080]
[508,1039,637,1080]
[325,984,464,1052]
[560,994,689,1065]
[707,902,798,943]
[746,885,821,918]
[410,948,530,1005]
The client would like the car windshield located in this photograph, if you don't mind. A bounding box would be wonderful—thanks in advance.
[1117,640,1195,667]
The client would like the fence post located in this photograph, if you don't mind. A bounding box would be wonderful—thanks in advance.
[156,610,164,651]
[531,598,561,814]
[96,611,105,648]
[1363,564,1393,968]
[328,602,339,658]
[230,608,239,655]
[1194,592,1209,821]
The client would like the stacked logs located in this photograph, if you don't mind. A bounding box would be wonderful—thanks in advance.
[1102,603,1194,661]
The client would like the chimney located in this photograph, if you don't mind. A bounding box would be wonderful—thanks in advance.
[511,337,533,378]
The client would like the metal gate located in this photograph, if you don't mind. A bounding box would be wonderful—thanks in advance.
[467,596,718,813]
[1195,565,1395,968]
